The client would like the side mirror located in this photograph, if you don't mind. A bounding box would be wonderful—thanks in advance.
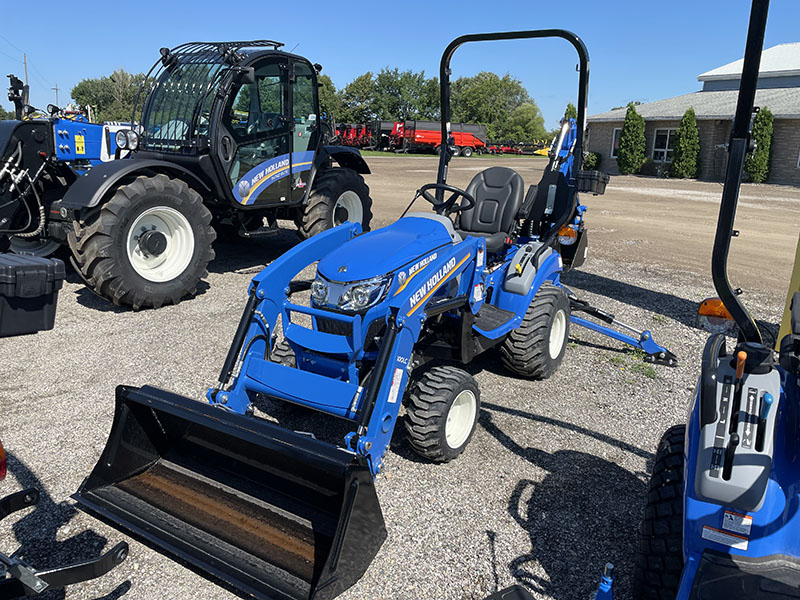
[235,66,255,85]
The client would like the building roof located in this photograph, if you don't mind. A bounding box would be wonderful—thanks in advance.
[698,42,800,81]
[588,87,800,122]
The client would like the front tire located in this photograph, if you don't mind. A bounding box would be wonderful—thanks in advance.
[501,283,570,379]
[633,425,686,599]
[404,365,480,462]
[68,174,215,310]
[296,168,372,240]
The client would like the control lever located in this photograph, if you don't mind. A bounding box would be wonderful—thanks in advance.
[755,392,774,452]
[729,351,747,435]
[722,432,740,480]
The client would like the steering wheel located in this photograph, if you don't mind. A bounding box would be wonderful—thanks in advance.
[418,183,475,216]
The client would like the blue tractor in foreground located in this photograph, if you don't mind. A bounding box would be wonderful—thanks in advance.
[74,29,675,600]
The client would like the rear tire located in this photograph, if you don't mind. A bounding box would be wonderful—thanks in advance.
[296,168,372,240]
[633,425,686,599]
[501,283,570,379]
[461,147,473,157]
[404,365,480,462]
[68,174,215,310]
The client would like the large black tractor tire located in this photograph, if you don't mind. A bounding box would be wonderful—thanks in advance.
[404,365,481,462]
[296,167,372,240]
[501,283,570,379]
[68,174,216,310]
[633,425,686,599]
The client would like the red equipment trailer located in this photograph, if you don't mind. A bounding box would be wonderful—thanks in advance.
[402,120,487,156]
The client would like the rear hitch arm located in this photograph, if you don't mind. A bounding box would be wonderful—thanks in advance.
[568,293,678,367]
[0,489,128,598]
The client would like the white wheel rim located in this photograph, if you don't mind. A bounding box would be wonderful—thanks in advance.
[549,309,567,359]
[126,206,195,283]
[333,191,363,226]
[445,389,477,449]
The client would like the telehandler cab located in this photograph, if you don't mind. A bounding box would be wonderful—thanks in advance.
[0,41,373,309]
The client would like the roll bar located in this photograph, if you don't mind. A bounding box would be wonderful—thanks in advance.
[435,29,590,200]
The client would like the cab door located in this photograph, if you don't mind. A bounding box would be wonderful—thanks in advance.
[289,60,320,202]
[221,59,293,207]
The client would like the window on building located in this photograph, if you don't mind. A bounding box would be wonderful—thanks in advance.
[611,128,622,159]
[652,128,677,162]
[797,147,800,168]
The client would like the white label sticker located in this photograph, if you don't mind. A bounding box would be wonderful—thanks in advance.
[722,511,753,536]
[387,368,404,404]
[473,284,483,302]
[476,248,485,268]
[702,525,749,550]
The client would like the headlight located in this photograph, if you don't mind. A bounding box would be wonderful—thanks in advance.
[126,130,139,150]
[115,130,128,149]
[311,273,392,313]
[311,278,329,304]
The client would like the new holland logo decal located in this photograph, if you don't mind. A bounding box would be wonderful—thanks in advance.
[407,254,469,315]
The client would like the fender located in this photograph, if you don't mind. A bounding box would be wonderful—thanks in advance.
[60,159,212,210]
[318,145,371,174]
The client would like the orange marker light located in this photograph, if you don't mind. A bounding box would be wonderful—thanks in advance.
[557,225,578,246]
[736,351,747,379]
[698,298,733,320]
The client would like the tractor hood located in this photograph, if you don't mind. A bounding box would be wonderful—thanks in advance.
[318,216,454,282]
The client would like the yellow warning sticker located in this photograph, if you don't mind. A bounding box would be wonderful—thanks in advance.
[75,135,85,155]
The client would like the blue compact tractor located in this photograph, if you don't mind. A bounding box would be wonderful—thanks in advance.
[632,1,800,599]
[75,30,674,600]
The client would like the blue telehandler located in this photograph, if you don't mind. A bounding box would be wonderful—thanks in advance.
[74,29,675,600]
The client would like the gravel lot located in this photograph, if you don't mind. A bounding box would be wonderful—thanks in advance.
[0,155,794,600]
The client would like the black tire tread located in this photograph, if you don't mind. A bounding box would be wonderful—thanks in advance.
[404,365,479,462]
[271,339,296,368]
[67,174,215,310]
[633,424,686,600]
[500,283,568,378]
[297,167,372,240]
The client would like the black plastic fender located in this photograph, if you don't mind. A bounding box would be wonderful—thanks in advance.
[60,158,211,211]
[319,145,371,175]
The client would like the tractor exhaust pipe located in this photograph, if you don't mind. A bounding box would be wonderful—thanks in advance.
[74,385,386,600]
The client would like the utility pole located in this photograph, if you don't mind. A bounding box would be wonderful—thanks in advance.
[52,84,59,106]
[23,53,28,84]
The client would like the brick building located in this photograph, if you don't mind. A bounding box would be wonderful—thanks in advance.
[587,43,800,185]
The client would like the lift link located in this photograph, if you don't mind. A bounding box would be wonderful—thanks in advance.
[567,291,678,367]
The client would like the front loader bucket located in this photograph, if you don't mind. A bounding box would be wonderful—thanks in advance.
[74,385,386,600]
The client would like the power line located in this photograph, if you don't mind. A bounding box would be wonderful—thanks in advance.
[0,34,24,55]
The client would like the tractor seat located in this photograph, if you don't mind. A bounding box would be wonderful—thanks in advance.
[456,166,525,253]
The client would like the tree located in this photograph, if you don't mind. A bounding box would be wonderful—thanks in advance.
[617,103,646,175]
[71,68,146,122]
[744,106,773,183]
[0,105,14,120]
[338,72,376,122]
[317,74,342,117]
[451,72,531,139]
[499,103,546,141]
[372,67,438,121]
[564,102,577,120]
[670,107,701,178]
[611,100,642,111]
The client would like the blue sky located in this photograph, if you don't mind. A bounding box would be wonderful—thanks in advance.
[2,1,798,128]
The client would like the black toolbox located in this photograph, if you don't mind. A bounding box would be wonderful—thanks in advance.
[577,170,610,195]
[0,254,65,337]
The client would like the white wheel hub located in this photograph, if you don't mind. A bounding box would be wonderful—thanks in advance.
[445,389,477,449]
[333,191,363,226]
[549,309,567,359]
[126,206,194,283]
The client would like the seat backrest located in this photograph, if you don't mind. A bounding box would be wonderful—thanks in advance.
[458,167,525,235]
[525,168,572,236]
